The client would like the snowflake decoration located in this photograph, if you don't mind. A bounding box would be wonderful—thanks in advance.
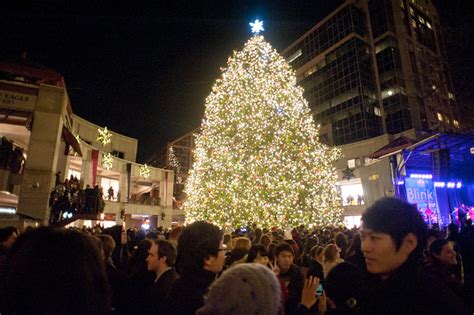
[75,134,81,144]
[102,152,114,170]
[249,19,264,34]
[139,164,151,179]
[97,127,112,146]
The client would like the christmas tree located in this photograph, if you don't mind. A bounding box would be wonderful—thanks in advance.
[185,30,343,229]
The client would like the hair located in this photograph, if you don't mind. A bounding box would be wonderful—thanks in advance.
[334,232,348,254]
[223,233,232,249]
[98,234,116,259]
[153,239,177,267]
[176,221,222,276]
[310,245,324,259]
[346,233,362,258]
[275,242,294,258]
[246,244,269,263]
[267,243,277,261]
[323,244,339,263]
[361,197,427,259]
[0,226,17,242]
[232,237,251,251]
[260,234,271,247]
[428,239,450,257]
[127,239,153,277]
[303,237,319,257]
[169,226,184,241]
[5,227,110,314]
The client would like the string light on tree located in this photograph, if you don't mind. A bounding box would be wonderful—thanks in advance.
[139,164,151,179]
[184,29,343,229]
[169,147,183,184]
[97,127,112,146]
[102,152,114,170]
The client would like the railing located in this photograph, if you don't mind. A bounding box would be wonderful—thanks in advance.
[49,185,104,226]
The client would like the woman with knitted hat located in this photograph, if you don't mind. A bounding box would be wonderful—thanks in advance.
[196,263,281,315]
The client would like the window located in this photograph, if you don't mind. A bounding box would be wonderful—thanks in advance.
[344,216,362,228]
[100,178,120,201]
[112,150,125,159]
[437,112,443,121]
[288,49,302,63]
[67,169,81,180]
[347,158,361,168]
[374,107,382,116]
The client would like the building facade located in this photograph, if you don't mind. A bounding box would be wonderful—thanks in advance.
[282,0,460,147]
[0,60,180,229]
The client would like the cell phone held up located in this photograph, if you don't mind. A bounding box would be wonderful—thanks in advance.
[316,283,323,296]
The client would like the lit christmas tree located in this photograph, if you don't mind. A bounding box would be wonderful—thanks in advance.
[185,27,343,228]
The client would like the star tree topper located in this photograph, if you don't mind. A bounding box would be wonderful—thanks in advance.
[249,19,264,34]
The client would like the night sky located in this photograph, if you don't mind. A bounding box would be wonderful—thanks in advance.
[2,1,472,162]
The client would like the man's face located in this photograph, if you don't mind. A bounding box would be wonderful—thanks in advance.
[3,232,17,250]
[204,241,226,273]
[146,243,160,273]
[361,228,411,278]
[276,250,294,272]
[436,242,457,265]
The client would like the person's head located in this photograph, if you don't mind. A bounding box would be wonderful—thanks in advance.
[232,237,252,251]
[127,239,153,276]
[325,262,362,310]
[0,226,18,250]
[6,227,110,314]
[196,263,281,315]
[310,245,324,263]
[428,239,457,265]
[223,233,232,250]
[176,221,224,275]
[147,239,177,274]
[275,243,295,272]
[361,197,427,278]
[98,234,116,260]
[334,232,348,251]
[246,244,270,265]
[323,244,340,263]
[304,237,319,255]
[260,234,272,247]
[169,226,184,242]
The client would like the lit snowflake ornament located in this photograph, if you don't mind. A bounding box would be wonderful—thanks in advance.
[139,164,151,179]
[102,152,114,170]
[97,127,112,146]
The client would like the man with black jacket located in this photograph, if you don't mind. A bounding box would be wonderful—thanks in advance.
[361,197,469,315]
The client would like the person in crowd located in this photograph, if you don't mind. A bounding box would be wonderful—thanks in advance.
[260,234,272,248]
[324,262,363,314]
[168,225,184,247]
[196,263,281,315]
[4,227,110,314]
[246,243,270,266]
[253,227,263,244]
[226,236,251,267]
[323,244,344,278]
[361,197,469,314]
[103,225,130,270]
[223,233,233,253]
[424,238,463,298]
[345,234,366,273]
[0,226,18,257]
[275,242,304,315]
[163,221,225,315]
[307,245,324,282]
[126,239,155,313]
[98,234,130,314]
[108,186,114,201]
[334,232,349,259]
[147,239,178,314]
[299,237,319,268]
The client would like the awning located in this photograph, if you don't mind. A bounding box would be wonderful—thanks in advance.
[368,136,421,159]
[62,126,82,157]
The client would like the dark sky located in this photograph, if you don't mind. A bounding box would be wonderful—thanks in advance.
[2,1,472,162]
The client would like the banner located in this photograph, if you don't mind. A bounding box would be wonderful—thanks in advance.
[126,163,132,203]
[91,150,99,186]
[405,178,439,225]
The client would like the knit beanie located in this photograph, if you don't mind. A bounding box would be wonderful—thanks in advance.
[196,263,281,315]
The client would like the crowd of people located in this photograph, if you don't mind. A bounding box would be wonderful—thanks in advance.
[0,197,473,314]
